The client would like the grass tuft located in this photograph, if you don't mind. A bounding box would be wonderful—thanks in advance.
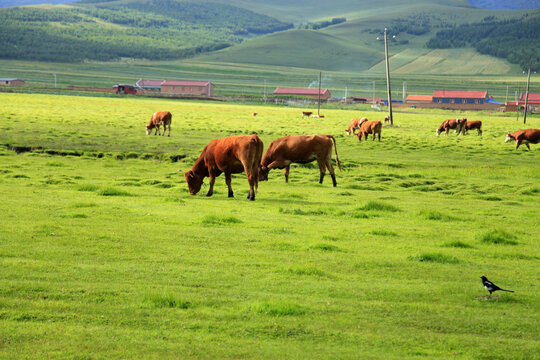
[478,229,518,245]
[285,266,326,277]
[201,215,242,225]
[146,293,191,309]
[521,187,539,195]
[97,187,132,196]
[419,209,457,221]
[77,184,99,192]
[441,241,474,248]
[358,201,400,212]
[370,229,398,237]
[410,253,460,264]
[251,301,306,316]
[309,243,340,251]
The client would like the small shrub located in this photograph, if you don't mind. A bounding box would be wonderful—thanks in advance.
[478,229,518,245]
[410,253,460,264]
[358,201,400,212]
[98,188,132,196]
[201,215,242,225]
[252,301,306,316]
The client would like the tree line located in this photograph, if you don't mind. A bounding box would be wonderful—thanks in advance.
[426,12,540,71]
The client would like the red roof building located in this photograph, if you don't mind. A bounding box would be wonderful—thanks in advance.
[405,95,433,103]
[160,80,214,96]
[432,90,489,104]
[519,93,540,105]
[273,88,331,100]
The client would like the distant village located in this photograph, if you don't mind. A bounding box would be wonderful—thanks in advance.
[1,77,538,113]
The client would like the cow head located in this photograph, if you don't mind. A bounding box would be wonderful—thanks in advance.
[345,129,352,135]
[146,124,153,135]
[184,170,203,195]
[259,165,269,181]
[504,133,514,143]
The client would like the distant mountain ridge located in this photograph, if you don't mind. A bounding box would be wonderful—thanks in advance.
[0,0,77,6]
[468,0,540,10]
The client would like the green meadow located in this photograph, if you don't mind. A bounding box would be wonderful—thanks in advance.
[0,92,539,359]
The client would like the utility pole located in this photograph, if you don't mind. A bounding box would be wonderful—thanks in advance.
[523,66,531,124]
[382,29,393,125]
[505,85,508,104]
[516,87,520,122]
[372,80,375,105]
[317,71,321,116]
[402,81,407,102]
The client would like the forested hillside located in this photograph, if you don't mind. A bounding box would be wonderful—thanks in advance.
[427,11,540,70]
[0,0,292,62]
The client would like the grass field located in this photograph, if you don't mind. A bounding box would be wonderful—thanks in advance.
[0,92,539,359]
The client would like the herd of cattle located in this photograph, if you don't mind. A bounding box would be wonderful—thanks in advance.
[144,110,539,201]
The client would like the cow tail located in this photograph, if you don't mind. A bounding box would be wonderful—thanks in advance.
[328,135,342,171]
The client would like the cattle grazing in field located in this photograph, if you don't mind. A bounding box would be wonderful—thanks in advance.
[251,112,258,117]
[356,119,382,142]
[464,120,483,136]
[505,129,540,151]
[345,117,366,135]
[436,118,466,136]
[302,111,313,118]
[384,115,390,123]
[184,134,264,200]
[146,111,172,136]
[259,134,342,186]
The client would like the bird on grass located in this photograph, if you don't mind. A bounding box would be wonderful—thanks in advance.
[481,276,514,295]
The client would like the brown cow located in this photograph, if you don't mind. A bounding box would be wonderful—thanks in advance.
[505,129,540,151]
[436,118,466,136]
[260,135,342,186]
[464,120,482,136]
[146,111,172,136]
[357,119,382,142]
[345,117,366,135]
[184,134,264,200]
[384,115,390,123]
[302,111,313,119]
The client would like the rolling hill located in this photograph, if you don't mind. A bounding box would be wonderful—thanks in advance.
[0,0,538,75]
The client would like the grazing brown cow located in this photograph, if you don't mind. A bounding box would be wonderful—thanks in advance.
[251,112,258,117]
[505,129,540,151]
[384,115,390,123]
[184,134,264,200]
[302,111,313,119]
[464,120,483,135]
[260,135,342,186]
[345,117,367,135]
[146,111,172,136]
[357,120,382,142]
[436,118,466,136]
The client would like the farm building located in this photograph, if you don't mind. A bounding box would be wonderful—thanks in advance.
[347,96,384,105]
[519,93,540,112]
[273,88,331,100]
[0,78,24,86]
[160,80,214,96]
[405,95,433,104]
[432,90,489,104]
[135,79,163,92]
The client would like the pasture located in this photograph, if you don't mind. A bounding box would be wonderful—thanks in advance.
[0,92,539,359]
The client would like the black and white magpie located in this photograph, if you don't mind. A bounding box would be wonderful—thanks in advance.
[481,276,514,295]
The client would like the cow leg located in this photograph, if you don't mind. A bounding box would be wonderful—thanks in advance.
[167,123,171,137]
[326,159,337,187]
[378,132,381,142]
[155,125,160,136]
[525,143,531,151]
[515,140,521,150]
[284,166,290,183]
[317,158,326,184]
[372,131,376,141]
[225,172,234,198]
[206,174,215,197]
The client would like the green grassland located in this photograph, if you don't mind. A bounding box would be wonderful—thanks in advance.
[0,92,539,358]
